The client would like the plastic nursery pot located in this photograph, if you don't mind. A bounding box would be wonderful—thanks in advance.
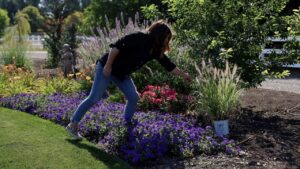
[213,119,229,136]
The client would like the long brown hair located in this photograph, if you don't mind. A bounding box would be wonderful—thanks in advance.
[147,20,172,55]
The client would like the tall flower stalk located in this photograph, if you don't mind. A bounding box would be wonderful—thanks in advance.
[193,60,242,120]
[78,13,148,67]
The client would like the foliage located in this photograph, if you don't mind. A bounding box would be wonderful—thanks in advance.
[21,5,44,33]
[63,11,84,34]
[41,0,72,67]
[68,64,95,91]
[0,8,9,37]
[282,8,300,64]
[14,11,31,42]
[0,64,34,97]
[61,24,79,53]
[0,64,83,97]
[132,42,194,94]
[0,31,31,69]
[107,88,125,103]
[82,0,165,32]
[193,60,242,120]
[164,0,299,87]
[139,85,177,112]
[0,92,241,164]
[0,0,26,24]
[0,8,33,69]
[36,75,82,95]
[141,4,163,20]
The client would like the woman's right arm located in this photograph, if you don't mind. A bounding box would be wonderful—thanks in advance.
[103,47,119,77]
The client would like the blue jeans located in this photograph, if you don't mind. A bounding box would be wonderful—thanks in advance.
[70,63,139,123]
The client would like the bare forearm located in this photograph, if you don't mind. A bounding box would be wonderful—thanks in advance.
[105,47,119,67]
[171,67,191,82]
[171,67,184,77]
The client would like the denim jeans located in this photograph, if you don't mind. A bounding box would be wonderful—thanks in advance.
[70,62,139,123]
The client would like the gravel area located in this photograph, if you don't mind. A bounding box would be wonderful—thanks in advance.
[259,68,300,94]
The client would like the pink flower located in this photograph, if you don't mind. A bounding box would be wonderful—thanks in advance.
[167,95,177,101]
[142,91,156,97]
[154,98,162,104]
[164,90,177,97]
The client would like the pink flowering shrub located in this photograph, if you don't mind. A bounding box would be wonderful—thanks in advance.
[139,85,178,112]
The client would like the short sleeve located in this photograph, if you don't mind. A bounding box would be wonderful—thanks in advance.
[156,54,176,72]
[109,32,142,51]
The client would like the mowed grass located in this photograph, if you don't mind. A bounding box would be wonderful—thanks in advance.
[0,107,132,169]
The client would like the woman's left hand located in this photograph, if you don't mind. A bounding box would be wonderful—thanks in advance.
[183,73,192,83]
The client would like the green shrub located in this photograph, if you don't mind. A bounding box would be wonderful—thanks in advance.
[0,8,9,37]
[36,76,82,95]
[193,60,242,120]
[0,43,32,69]
[164,0,299,87]
[0,65,35,97]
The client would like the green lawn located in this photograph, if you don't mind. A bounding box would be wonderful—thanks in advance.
[0,107,132,169]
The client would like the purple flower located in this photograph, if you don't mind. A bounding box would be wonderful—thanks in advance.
[0,91,241,164]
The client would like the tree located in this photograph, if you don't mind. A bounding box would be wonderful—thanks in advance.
[0,8,10,37]
[64,0,81,12]
[25,0,41,7]
[21,5,44,33]
[0,0,26,24]
[63,11,83,33]
[80,0,91,10]
[62,12,82,52]
[82,0,166,33]
[14,10,31,42]
[41,0,72,67]
[164,0,298,87]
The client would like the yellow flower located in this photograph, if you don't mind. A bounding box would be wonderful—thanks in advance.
[86,76,92,81]
[13,76,21,80]
[67,74,74,77]
[17,68,23,72]
[75,72,82,76]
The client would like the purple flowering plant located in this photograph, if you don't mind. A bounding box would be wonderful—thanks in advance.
[0,92,240,164]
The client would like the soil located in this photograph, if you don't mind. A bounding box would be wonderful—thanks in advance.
[140,88,300,169]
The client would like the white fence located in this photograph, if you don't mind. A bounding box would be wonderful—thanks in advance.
[26,35,44,49]
[259,37,300,68]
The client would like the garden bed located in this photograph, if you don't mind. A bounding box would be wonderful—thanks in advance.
[140,88,300,169]
[1,88,299,168]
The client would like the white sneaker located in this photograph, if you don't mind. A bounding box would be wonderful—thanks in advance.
[66,124,83,141]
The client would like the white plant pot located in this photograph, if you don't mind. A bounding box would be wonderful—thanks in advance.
[213,119,229,136]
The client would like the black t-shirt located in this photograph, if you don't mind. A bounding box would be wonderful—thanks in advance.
[99,32,176,81]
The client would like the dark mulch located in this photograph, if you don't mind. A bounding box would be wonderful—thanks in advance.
[140,88,300,169]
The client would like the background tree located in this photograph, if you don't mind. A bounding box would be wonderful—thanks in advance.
[82,0,166,33]
[21,5,44,33]
[0,8,10,37]
[0,0,26,24]
[1,10,31,69]
[63,11,83,34]
[24,0,40,7]
[14,11,31,42]
[163,0,299,87]
[141,4,163,20]
[64,0,81,12]
[41,0,72,67]
[80,0,91,10]
[62,12,82,56]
